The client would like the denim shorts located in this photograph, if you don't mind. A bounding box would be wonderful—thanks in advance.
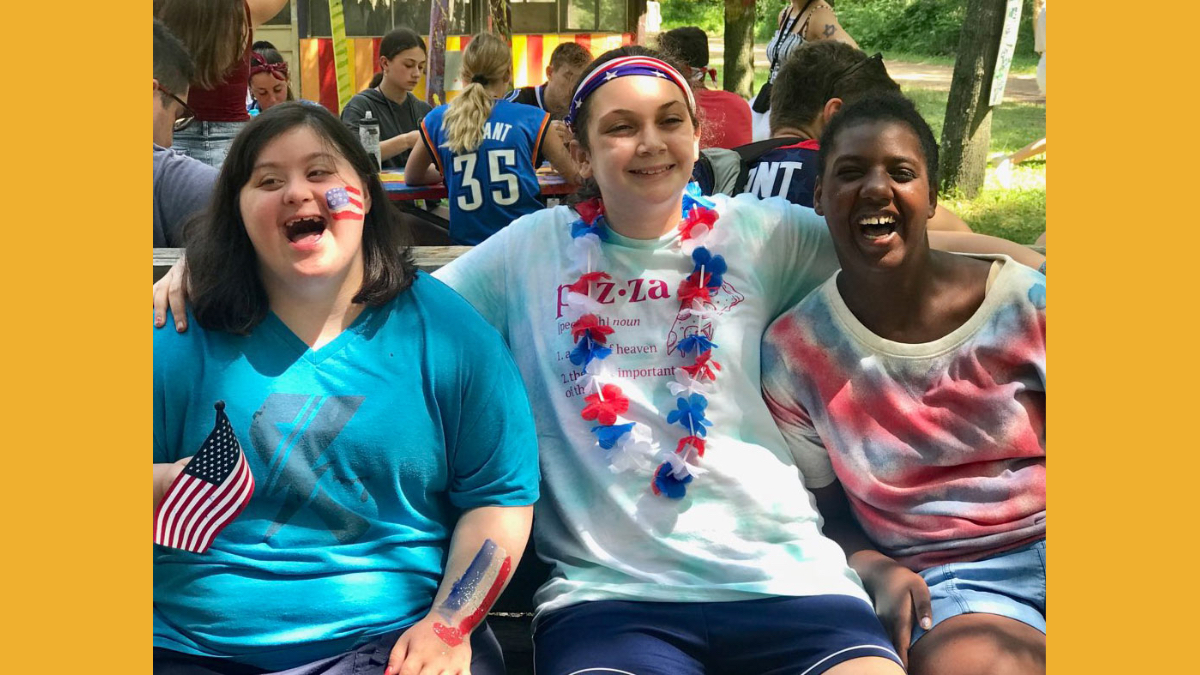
[172,120,248,169]
[534,595,901,675]
[910,539,1046,646]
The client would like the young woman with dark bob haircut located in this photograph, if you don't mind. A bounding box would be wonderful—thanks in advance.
[153,102,540,675]
[184,102,414,331]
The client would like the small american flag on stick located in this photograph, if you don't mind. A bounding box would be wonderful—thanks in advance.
[154,401,255,553]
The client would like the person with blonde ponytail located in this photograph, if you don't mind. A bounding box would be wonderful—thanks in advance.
[406,32,578,245]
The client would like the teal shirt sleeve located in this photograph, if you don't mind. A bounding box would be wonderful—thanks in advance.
[445,328,540,510]
[418,274,538,509]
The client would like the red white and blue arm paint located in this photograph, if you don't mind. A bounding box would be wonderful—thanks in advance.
[431,538,513,647]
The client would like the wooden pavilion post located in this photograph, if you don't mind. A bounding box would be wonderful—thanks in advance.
[427,0,450,105]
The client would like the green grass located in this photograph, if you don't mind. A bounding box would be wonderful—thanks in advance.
[904,87,1045,244]
[743,66,1046,245]
[882,51,1039,76]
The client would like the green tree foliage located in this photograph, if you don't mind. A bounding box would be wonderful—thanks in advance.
[743,0,1036,58]
[657,0,727,34]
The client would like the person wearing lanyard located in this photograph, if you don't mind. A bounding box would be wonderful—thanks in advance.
[751,0,857,141]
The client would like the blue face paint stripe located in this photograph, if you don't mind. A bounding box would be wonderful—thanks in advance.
[438,539,498,615]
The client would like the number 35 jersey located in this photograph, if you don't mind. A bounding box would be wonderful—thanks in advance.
[420,99,550,245]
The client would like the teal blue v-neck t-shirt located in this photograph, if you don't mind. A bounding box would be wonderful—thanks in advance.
[153,272,539,669]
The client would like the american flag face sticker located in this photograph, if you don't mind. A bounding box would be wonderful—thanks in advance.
[325,185,364,221]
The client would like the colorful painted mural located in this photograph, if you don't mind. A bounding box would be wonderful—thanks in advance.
[300,32,634,112]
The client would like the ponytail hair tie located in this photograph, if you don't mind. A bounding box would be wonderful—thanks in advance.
[470,74,489,85]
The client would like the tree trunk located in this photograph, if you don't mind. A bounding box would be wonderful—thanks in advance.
[939,0,1008,197]
[487,0,512,44]
[723,0,756,97]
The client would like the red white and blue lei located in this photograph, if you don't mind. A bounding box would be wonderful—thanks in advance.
[564,183,729,499]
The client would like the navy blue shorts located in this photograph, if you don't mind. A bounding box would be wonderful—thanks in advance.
[533,595,901,675]
[153,622,504,675]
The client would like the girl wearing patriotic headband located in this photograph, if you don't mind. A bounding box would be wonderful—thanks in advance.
[153,102,539,675]
[153,50,1043,675]
[438,46,917,675]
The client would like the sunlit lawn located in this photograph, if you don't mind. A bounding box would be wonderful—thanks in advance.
[905,88,1046,244]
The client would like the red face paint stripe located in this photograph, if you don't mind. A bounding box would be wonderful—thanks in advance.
[331,212,364,220]
[345,185,362,195]
[347,197,363,208]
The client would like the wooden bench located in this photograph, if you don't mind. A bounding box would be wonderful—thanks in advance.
[153,247,473,282]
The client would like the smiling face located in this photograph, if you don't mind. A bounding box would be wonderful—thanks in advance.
[238,125,371,294]
[381,47,426,92]
[815,119,936,271]
[250,72,289,111]
[573,75,700,215]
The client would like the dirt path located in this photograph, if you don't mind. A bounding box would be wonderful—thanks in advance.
[707,39,1044,104]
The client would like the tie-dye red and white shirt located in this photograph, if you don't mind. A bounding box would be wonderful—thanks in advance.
[762,256,1046,571]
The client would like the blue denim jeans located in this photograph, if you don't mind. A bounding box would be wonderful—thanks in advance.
[172,120,247,169]
[911,539,1047,646]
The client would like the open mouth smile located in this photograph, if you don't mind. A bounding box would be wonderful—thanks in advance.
[856,214,899,241]
[284,215,328,247]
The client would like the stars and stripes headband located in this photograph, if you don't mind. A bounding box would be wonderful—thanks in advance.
[564,55,696,130]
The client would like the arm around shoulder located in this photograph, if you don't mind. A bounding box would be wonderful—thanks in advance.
[929,231,1045,269]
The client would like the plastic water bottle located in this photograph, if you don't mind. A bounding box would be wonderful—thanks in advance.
[359,110,381,171]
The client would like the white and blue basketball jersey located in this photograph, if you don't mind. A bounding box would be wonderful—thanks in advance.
[420,99,550,245]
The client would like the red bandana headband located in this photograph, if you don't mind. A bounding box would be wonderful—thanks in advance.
[564,55,696,131]
[250,52,289,81]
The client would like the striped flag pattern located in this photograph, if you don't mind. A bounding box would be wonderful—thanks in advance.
[154,402,255,554]
[432,539,513,646]
[326,185,365,221]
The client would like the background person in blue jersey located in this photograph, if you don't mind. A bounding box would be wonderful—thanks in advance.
[695,41,971,232]
[152,102,539,675]
[405,32,579,245]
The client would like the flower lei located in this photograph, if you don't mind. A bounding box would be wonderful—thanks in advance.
[564,183,727,500]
